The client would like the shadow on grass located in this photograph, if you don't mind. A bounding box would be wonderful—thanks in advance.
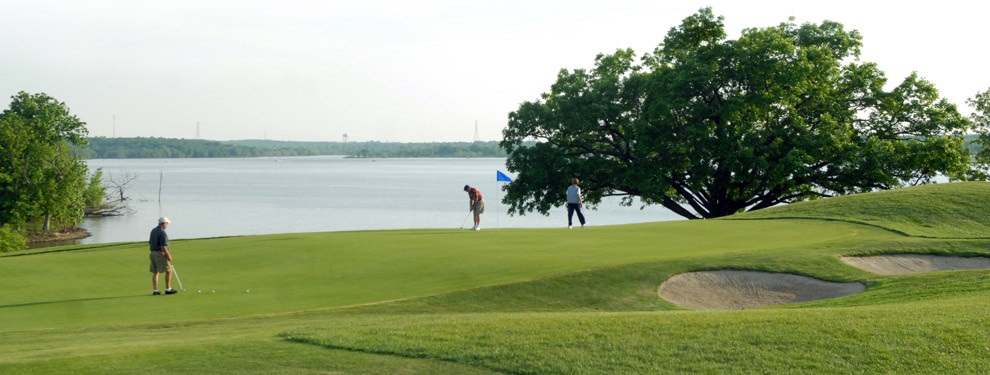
[0,294,147,309]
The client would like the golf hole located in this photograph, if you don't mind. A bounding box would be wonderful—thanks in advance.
[659,270,865,309]
[840,254,990,275]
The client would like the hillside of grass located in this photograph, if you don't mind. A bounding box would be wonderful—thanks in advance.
[733,181,990,238]
[2,183,990,374]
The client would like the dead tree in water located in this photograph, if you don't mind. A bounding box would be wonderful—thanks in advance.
[86,170,136,216]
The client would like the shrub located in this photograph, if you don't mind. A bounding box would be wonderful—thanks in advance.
[0,224,27,252]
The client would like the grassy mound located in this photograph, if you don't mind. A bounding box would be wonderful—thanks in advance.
[733,181,990,238]
[2,183,990,374]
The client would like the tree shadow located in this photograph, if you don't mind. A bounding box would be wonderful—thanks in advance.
[0,294,146,309]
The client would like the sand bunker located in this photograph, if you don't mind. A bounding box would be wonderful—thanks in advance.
[841,254,990,275]
[659,270,865,309]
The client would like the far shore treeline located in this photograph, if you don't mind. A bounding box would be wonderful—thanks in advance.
[74,136,989,160]
[76,137,511,159]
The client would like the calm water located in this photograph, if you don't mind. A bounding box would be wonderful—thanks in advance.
[77,156,681,244]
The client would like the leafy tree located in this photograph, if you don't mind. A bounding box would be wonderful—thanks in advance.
[83,168,106,212]
[968,87,990,176]
[0,115,35,226]
[501,8,976,220]
[0,92,90,233]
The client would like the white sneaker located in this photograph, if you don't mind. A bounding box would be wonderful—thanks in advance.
[568,225,572,229]
[473,225,481,231]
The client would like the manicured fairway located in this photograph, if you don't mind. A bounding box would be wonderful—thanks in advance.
[2,182,990,374]
[1,219,889,331]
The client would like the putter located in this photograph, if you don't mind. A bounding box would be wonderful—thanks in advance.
[169,261,186,291]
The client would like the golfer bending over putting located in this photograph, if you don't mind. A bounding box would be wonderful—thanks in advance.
[464,184,484,230]
[149,216,178,295]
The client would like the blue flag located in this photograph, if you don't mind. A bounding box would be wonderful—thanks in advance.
[496,170,512,182]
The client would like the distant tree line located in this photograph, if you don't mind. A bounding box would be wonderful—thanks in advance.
[963,134,986,155]
[78,137,510,159]
[229,139,510,158]
[78,137,285,158]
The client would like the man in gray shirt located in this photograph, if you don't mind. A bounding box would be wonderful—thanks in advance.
[566,178,586,229]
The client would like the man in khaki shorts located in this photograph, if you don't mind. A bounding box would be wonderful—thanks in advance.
[149,216,177,295]
[464,185,484,230]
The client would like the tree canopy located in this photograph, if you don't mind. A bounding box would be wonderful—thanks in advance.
[968,87,990,169]
[0,92,92,243]
[501,8,978,220]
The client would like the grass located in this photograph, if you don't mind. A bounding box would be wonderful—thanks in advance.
[2,181,990,374]
[286,299,990,373]
[732,181,990,238]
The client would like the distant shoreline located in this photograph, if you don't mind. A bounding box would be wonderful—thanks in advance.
[76,137,511,159]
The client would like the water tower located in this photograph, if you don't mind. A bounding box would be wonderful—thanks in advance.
[342,133,349,143]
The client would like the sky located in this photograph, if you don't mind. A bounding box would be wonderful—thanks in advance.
[2,1,987,142]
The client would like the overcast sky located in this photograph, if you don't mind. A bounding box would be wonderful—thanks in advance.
[2,1,987,142]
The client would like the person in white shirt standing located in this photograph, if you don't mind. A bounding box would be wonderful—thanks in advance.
[566,178,586,229]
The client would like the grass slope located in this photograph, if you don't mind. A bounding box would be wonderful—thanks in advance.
[733,181,990,238]
[2,182,990,374]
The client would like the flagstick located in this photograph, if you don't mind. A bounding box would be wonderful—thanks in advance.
[495,179,500,230]
[158,171,163,217]
[495,171,512,231]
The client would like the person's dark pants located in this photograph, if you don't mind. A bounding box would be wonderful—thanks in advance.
[567,203,586,227]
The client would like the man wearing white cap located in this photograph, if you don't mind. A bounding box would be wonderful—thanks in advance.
[149,216,177,295]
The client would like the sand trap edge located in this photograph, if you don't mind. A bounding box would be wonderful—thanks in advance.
[840,254,990,275]
[659,270,865,310]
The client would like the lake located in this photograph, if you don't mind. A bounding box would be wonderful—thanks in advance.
[76,156,681,244]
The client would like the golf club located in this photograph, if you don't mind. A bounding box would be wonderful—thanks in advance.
[169,261,186,291]
[459,211,472,229]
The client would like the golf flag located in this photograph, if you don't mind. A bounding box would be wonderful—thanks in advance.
[496,170,512,182]
[495,170,512,230]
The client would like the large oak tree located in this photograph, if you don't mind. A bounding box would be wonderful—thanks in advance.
[501,8,976,220]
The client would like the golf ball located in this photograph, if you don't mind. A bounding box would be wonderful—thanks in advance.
[198,290,202,293]
[212,290,216,293]
[246,289,250,293]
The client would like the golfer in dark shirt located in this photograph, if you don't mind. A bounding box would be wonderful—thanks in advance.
[149,216,177,295]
